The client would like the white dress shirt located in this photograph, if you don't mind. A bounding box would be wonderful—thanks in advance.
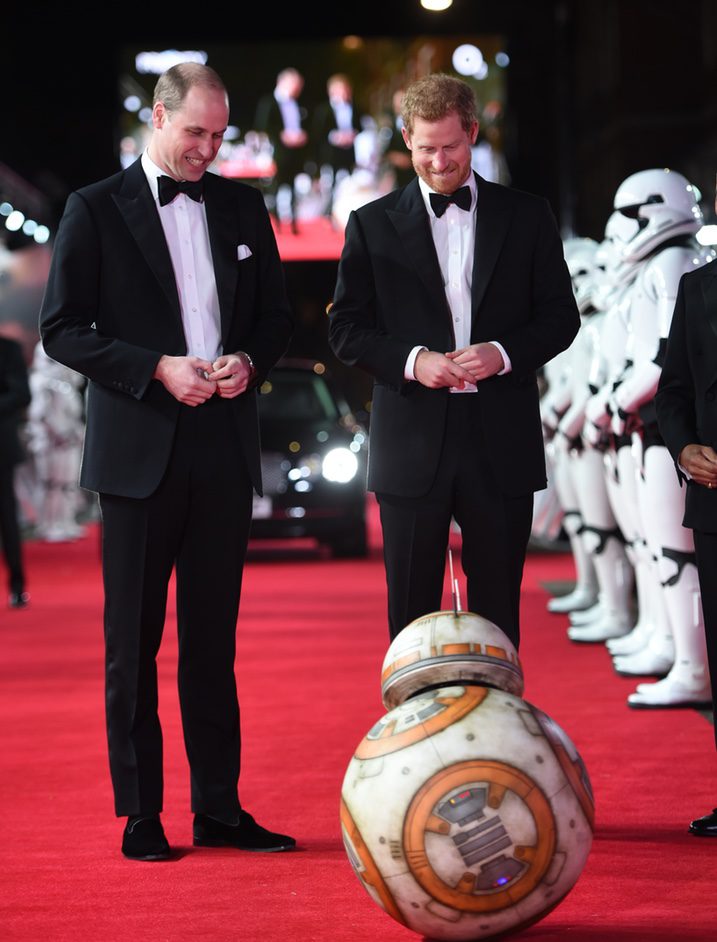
[141,151,222,362]
[330,98,354,132]
[275,89,302,131]
[404,173,511,390]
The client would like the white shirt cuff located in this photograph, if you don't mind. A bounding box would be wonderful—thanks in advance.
[491,341,511,375]
[405,345,427,381]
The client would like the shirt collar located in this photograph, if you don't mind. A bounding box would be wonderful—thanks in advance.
[419,172,477,218]
[141,150,167,202]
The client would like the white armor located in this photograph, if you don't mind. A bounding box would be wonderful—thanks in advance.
[561,226,637,642]
[26,342,87,542]
[542,238,601,614]
[604,169,714,706]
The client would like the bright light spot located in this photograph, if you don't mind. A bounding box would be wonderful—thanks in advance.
[495,51,510,67]
[452,44,484,76]
[34,226,50,244]
[0,202,13,216]
[124,95,142,112]
[322,447,358,483]
[421,0,453,10]
[474,60,489,80]
[287,507,306,518]
[349,441,360,453]
[224,125,240,141]
[313,362,326,374]
[294,480,311,493]
[135,49,208,74]
[317,430,329,443]
[22,219,37,235]
[289,441,301,453]
[139,107,153,124]
[697,225,717,245]
[6,210,25,231]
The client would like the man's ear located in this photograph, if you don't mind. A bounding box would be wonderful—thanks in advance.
[401,126,412,150]
[152,101,167,131]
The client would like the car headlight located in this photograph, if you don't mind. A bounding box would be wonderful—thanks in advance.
[322,447,359,483]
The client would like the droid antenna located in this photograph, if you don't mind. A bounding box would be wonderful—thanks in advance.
[448,548,462,614]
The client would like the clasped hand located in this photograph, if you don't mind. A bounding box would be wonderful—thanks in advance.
[154,353,253,405]
[415,343,503,390]
[678,443,717,489]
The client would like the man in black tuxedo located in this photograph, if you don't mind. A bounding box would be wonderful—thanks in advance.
[0,334,31,608]
[312,73,361,220]
[655,253,717,836]
[328,73,579,648]
[254,67,309,234]
[39,63,295,860]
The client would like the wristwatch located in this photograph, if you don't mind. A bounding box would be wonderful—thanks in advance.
[240,351,255,375]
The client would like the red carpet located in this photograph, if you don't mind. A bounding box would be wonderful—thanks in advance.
[2,503,716,941]
[272,216,345,261]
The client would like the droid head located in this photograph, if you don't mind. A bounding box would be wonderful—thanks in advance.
[380,610,524,710]
[612,167,703,263]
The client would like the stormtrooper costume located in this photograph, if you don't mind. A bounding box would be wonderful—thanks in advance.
[560,222,636,643]
[606,168,715,708]
[26,342,87,542]
[542,238,601,615]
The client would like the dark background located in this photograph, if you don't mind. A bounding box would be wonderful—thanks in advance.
[5,0,716,234]
[2,0,716,407]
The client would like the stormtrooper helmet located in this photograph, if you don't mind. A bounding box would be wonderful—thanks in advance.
[612,168,703,263]
[563,237,599,314]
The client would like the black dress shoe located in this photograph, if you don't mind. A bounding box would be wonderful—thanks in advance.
[689,809,717,836]
[193,811,296,852]
[8,591,29,609]
[122,815,171,860]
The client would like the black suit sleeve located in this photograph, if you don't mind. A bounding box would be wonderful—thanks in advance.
[491,198,580,377]
[40,192,161,400]
[328,210,416,388]
[655,273,697,466]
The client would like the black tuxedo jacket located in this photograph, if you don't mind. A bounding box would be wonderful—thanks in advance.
[39,158,293,499]
[0,336,31,470]
[328,173,580,498]
[656,257,717,532]
[311,99,361,170]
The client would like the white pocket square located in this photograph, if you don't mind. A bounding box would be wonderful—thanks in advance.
[237,244,253,260]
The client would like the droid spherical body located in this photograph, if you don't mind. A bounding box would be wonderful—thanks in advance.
[341,684,594,941]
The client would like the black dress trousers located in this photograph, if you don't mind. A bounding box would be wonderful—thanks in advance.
[99,396,253,817]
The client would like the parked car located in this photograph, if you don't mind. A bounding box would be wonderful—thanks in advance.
[251,358,369,557]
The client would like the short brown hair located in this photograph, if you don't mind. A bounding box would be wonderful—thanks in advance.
[401,73,477,137]
[153,62,227,114]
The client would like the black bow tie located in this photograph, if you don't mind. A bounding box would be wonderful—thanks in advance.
[157,175,204,206]
[429,185,472,217]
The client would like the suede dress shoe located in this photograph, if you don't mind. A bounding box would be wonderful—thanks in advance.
[689,809,717,836]
[122,815,171,860]
[193,811,296,852]
[8,591,29,609]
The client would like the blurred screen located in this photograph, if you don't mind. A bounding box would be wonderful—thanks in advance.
[118,36,508,260]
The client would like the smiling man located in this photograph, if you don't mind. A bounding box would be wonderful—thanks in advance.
[328,72,579,648]
[40,62,295,861]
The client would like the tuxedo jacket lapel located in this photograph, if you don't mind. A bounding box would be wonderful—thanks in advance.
[112,160,182,323]
[386,175,513,344]
[204,175,240,348]
[702,263,717,345]
[471,173,511,328]
[386,180,453,329]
